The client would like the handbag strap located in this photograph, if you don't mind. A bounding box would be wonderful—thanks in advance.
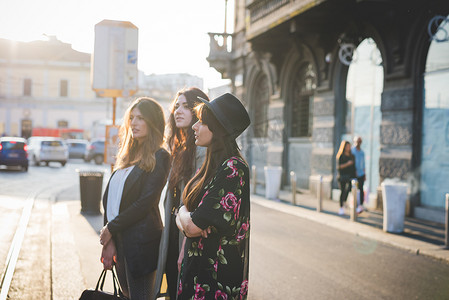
[111,267,122,296]
[95,269,107,291]
[95,267,125,297]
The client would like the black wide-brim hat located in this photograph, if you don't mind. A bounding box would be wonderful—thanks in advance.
[197,93,251,139]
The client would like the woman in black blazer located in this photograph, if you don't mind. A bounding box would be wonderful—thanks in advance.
[100,97,170,300]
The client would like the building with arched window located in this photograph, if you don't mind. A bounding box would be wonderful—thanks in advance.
[207,0,449,223]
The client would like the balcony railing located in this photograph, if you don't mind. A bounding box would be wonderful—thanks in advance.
[207,32,233,77]
[247,0,290,23]
[246,0,325,39]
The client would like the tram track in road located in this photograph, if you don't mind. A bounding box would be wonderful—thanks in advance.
[0,182,77,300]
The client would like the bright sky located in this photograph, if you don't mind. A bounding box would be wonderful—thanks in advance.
[0,0,234,89]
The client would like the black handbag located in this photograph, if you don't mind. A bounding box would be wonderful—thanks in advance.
[79,268,128,300]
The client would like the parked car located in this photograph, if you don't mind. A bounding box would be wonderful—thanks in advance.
[66,139,88,159]
[0,137,29,171]
[27,137,69,167]
[84,139,105,165]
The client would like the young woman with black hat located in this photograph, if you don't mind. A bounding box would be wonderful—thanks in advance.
[175,93,251,300]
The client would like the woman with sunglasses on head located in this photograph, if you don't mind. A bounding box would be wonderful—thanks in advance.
[176,93,251,300]
[100,97,170,300]
[153,87,210,299]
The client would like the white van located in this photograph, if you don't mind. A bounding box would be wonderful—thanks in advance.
[27,137,69,167]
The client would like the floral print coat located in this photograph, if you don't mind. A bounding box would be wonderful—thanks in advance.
[178,156,250,300]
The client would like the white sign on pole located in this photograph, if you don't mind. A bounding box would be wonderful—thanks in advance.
[91,19,138,98]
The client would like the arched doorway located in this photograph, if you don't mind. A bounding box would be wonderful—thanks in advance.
[344,38,383,203]
[420,16,449,209]
[285,61,316,188]
[291,63,315,138]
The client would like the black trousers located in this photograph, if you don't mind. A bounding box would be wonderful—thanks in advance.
[115,235,155,300]
[356,176,365,205]
[339,178,352,208]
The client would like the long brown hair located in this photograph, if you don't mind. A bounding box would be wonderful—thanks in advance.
[114,97,165,172]
[183,104,243,211]
[167,87,209,190]
[336,140,351,160]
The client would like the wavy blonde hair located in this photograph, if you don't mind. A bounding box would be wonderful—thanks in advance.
[114,97,165,172]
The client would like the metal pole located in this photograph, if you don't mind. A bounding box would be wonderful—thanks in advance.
[111,96,117,173]
[317,175,323,212]
[351,179,358,221]
[445,193,449,249]
[112,97,117,126]
[224,0,228,47]
[251,165,257,194]
[290,171,296,205]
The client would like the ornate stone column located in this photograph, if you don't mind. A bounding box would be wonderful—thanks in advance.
[379,86,414,180]
[379,85,414,208]
[309,90,336,199]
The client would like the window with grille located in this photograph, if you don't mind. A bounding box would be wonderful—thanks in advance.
[291,63,316,137]
[60,80,68,97]
[253,74,269,138]
[23,78,32,96]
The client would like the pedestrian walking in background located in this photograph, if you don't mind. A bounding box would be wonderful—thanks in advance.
[352,136,366,213]
[336,140,356,215]
[153,87,209,299]
[176,93,251,300]
[100,97,170,300]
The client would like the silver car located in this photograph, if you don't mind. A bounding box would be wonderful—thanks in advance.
[66,139,88,159]
[28,137,69,167]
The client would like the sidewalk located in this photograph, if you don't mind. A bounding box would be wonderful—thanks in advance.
[252,186,449,263]
[53,183,449,299]
[53,183,167,299]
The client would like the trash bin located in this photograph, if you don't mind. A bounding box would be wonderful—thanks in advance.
[78,170,104,215]
[264,166,282,200]
[381,179,408,233]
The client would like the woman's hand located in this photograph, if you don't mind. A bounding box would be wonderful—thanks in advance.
[339,160,354,169]
[101,239,117,270]
[176,206,203,237]
[201,227,212,238]
[100,225,112,246]
[175,210,184,232]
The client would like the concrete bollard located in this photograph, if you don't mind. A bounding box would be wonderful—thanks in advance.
[251,165,257,194]
[351,179,358,222]
[317,175,323,212]
[446,194,449,249]
[290,171,296,205]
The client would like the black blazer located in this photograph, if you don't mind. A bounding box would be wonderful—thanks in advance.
[102,148,170,277]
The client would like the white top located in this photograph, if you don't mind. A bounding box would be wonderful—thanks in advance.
[106,165,135,222]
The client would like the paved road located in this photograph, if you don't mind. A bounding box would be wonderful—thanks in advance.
[1,161,449,299]
[249,202,449,300]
